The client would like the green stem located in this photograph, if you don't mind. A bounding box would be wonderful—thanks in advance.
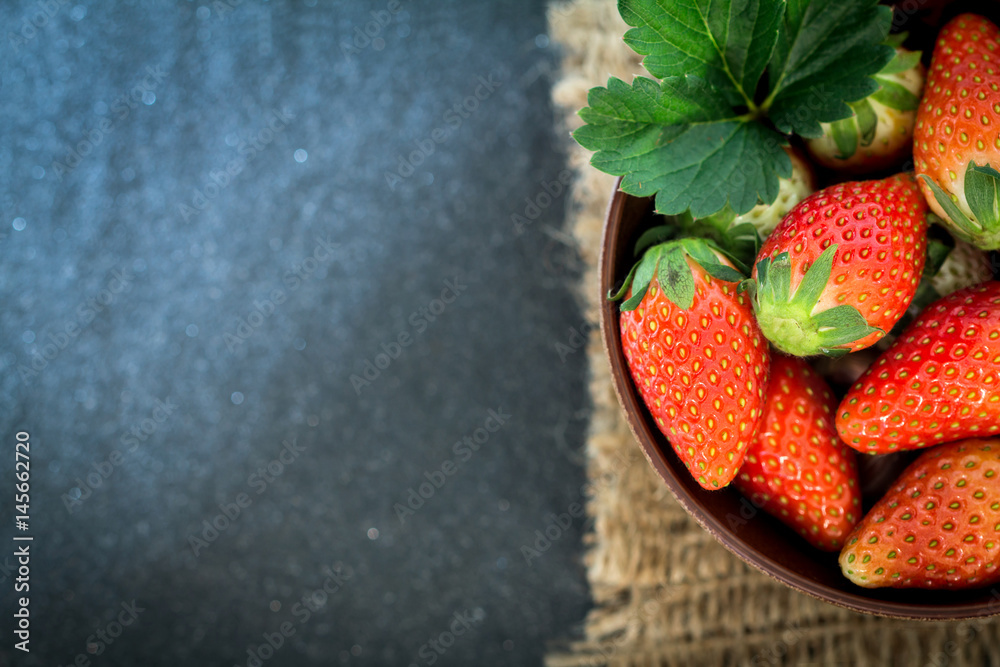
[757,81,783,115]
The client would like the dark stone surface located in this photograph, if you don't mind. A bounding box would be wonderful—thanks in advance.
[0,1,592,665]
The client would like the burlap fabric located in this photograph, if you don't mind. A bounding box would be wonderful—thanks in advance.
[545,1,1000,665]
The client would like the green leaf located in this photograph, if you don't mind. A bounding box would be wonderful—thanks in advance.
[789,243,837,314]
[757,252,792,303]
[699,262,746,283]
[608,260,642,301]
[726,222,762,249]
[690,207,737,237]
[829,116,858,159]
[575,77,791,219]
[620,246,663,311]
[767,0,894,137]
[812,305,882,347]
[633,223,676,256]
[658,246,697,309]
[620,286,649,312]
[678,238,746,282]
[879,49,920,75]
[882,32,908,50]
[643,121,791,217]
[577,76,735,131]
[918,174,982,237]
[672,214,758,271]
[852,98,878,146]
[612,238,747,311]
[871,76,920,111]
[574,0,899,222]
[923,237,954,279]
[574,73,792,217]
[965,162,1000,229]
[723,222,762,271]
[618,0,783,107]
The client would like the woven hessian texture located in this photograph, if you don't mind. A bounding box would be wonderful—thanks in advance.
[544,1,1000,665]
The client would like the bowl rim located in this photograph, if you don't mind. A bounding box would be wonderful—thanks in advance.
[599,176,1000,620]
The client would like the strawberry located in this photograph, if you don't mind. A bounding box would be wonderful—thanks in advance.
[914,14,1000,250]
[734,146,816,240]
[870,235,991,352]
[665,148,817,273]
[743,173,928,357]
[932,238,993,296]
[840,438,1000,589]
[735,355,861,551]
[614,237,771,489]
[806,42,925,174]
[837,281,1000,454]
[688,146,817,242]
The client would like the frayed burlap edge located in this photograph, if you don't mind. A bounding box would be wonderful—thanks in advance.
[544,1,1000,665]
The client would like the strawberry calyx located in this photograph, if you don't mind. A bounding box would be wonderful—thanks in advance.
[826,99,878,161]
[826,43,918,161]
[870,47,922,113]
[742,244,882,357]
[609,235,746,312]
[670,210,763,271]
[920,161,1000,250]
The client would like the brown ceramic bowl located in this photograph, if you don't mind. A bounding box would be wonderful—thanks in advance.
[600,180,1000,619]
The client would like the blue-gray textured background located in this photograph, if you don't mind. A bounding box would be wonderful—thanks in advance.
[0,1,592,665]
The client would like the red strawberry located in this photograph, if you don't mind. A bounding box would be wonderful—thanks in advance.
[735,355,861,551]
[914,14,1000,250]
[840,438,1000,589]
[744,173,928,357]
[837,281,1000,454]
[615,237,771,489]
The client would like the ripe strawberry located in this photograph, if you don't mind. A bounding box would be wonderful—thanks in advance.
[837,281,1000,454]
[870,235,991,353]
[914,14,1000,250]
[840,438,1000,589]
[735,355,861,551]
[744,173,928,357]
[614,237,771,489]
[807,43,925,174]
